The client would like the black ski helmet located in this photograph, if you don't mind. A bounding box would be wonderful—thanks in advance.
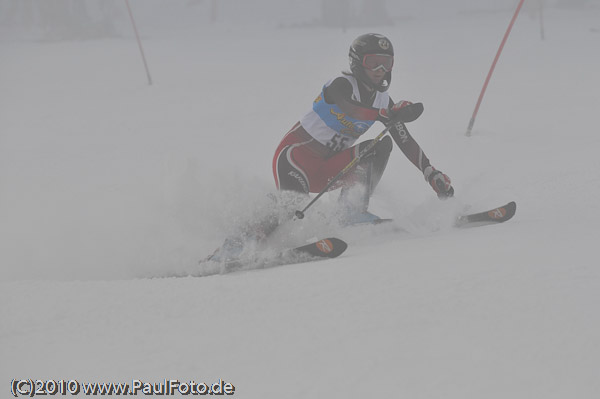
[349,33,394,92]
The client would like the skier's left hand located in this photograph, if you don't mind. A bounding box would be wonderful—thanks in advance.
[424,166,454,199]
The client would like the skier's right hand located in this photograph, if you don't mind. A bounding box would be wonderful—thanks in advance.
[378,100,412,121]
[378,101,423,124]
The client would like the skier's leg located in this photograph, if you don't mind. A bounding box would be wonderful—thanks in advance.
[209,130,316,263]
[269,133,315,238]
[338,135,392,223]
[361,135,393,194]
[208,191,305,263]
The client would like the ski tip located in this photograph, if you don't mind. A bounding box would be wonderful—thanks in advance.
[309,238,348,258]
[506,201,517,215]
[455,201,517,228]
[491,201,517,222]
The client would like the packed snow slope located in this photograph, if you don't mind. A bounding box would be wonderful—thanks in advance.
[2,4,599,398]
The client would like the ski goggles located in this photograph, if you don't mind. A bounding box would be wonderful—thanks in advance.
[362,54,394,72]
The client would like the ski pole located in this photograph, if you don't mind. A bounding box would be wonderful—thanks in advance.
[294,124,393,220]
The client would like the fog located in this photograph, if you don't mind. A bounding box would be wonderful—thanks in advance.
[1,0,599,282]
[2,1,600,398]
[1,0,595,39]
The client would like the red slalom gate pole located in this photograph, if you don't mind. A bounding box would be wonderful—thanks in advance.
[125,0,153,85]
[466,0,525,136]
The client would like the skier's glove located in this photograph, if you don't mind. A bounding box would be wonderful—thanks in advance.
[424,166,454,199]
[378,101,423,124]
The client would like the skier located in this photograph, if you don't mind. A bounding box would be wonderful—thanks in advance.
[207,33,454,263]
[273,33,453,224]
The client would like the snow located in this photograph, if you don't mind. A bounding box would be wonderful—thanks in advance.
[2,2,600,398]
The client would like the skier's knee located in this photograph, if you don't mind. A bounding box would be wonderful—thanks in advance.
[368,135,392,170]
[362,136,392,161]
[376,135,393,158]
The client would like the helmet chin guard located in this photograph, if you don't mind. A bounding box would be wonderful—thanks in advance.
[349,33,394,92]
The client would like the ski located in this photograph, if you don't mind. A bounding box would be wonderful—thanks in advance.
[195,202,515,277]
[200,237,348,276]
[455,201,517,228]
[286,237,348,259]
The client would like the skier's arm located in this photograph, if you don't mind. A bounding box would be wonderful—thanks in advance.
[323,77,381,120]
[388,116,453,198]
[389,121,432,173]
[326,80,453,198]
[324,78,417,123]
[384,96,426,171]
[387,97,453,198]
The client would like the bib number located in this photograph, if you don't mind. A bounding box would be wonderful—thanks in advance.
[326,134,349,152]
